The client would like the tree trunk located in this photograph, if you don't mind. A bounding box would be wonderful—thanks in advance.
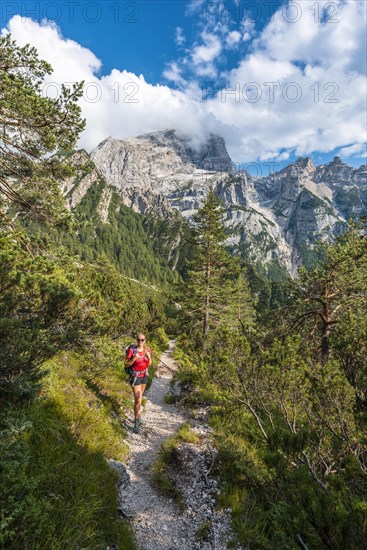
[203,242,211,338]
[204,294,210,336]
[321,287,330,362]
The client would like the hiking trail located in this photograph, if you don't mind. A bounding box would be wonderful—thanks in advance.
[110,339,238,550]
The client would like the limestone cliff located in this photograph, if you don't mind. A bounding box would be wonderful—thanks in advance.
[63,130,367,275]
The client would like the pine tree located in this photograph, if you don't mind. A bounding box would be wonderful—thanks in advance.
[230,271,256,329]
[0,34,85,225]
[289,224,367,362]
[181,189,240,346]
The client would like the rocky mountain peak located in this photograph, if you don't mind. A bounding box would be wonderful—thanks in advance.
[313,155,356,187]
[354,164,367,184]
[294,156,315,171]
[273,158,317,204]
[332,156,344,164]
[66,129,367,277]
[138,129,235,172]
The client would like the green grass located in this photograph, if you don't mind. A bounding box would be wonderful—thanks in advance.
[176,422,200,444]
[26,399,136,550]
[0,351,136,549]
[195,520,212,542]
[44,353,131,459]
[164,392,176,404]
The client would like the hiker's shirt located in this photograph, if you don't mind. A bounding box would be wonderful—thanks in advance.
[126,347,151,377]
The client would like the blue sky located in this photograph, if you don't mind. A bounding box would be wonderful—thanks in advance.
[1,0,366,173]
[1,0,282,81]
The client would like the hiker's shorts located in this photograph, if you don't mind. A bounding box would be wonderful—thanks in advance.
[130,375,148,387]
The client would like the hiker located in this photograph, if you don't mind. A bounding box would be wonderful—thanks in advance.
[125,333,152,433]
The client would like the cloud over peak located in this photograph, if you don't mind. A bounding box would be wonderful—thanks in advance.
[3,0,366,164]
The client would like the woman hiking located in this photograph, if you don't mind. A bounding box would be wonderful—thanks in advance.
[125,333,152,433]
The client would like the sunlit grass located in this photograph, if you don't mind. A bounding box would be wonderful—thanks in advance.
[1,351,136,549]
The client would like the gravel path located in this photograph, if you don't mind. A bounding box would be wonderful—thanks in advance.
[113,340,238,550]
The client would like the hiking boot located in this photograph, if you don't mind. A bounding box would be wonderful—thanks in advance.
[133,419,140,433]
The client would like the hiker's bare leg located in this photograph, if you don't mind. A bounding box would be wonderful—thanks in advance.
[135,384,147,417]
[132,385,143,419]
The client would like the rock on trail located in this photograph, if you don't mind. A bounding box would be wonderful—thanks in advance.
[112,340,239,550]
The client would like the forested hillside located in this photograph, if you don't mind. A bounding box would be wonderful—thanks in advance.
[173,191,367,549]
[0,35,169,549]
[1,34,367,550]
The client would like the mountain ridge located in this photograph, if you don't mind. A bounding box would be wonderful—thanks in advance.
[64,129,367,276]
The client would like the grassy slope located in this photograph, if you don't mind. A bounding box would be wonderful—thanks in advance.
[2,333,170,549]
[8,351,136,549]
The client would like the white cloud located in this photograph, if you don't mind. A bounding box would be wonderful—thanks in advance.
[185,0,205,16]
[260,151,280,161]
[241,17,255,33]
[277,151,290,161]
[175,27,185,46]
[257,0,366,74]
[260,150,291,162]
[241,16,256,42]
[2,16,101,83]
[189,31,223,78]
[163,62,186,86]
[182,0,235,78]
[3,0,366,165]
[240,16,255,35]
[226,31,241,48]
[339,143,367,158]
[192,31,222,64]
[204,0,367,160]
[2,16,214,150]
